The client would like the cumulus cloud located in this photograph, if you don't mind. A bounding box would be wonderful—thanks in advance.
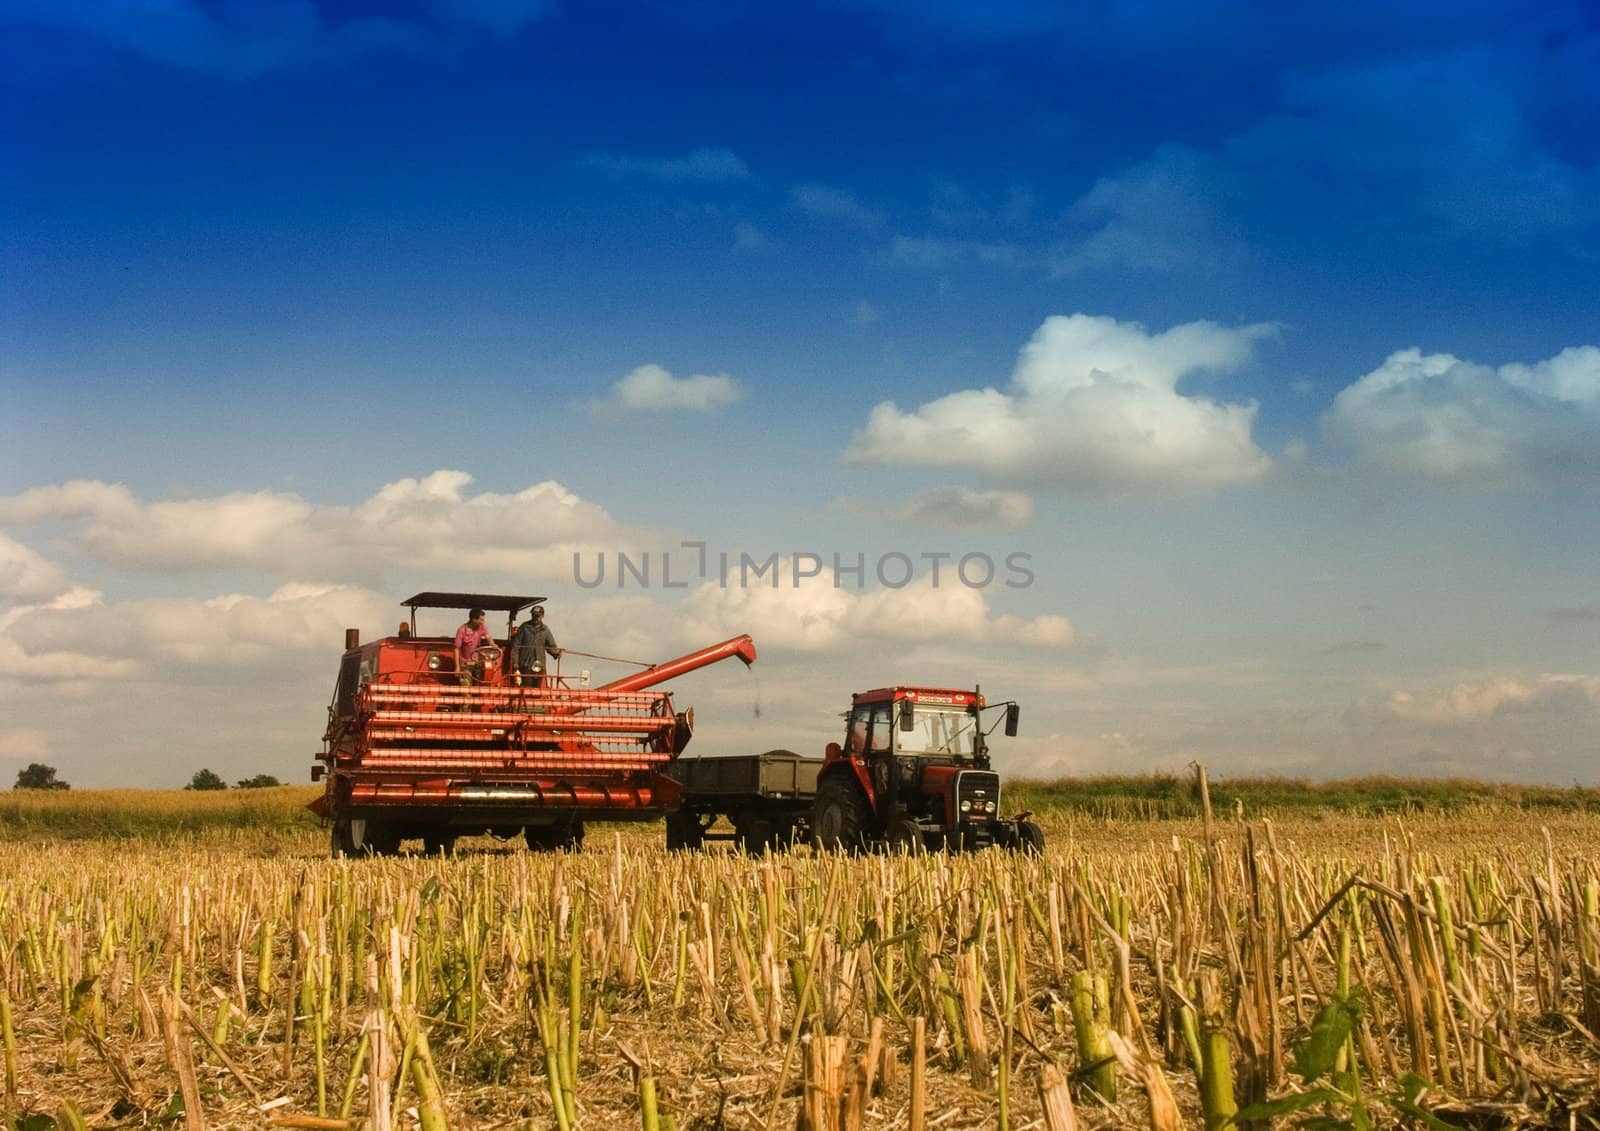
[839,486,1034,529]
[0,471,638,581]
[677,559,1071,653]
[790,184,883,229]
[2,583,394,681]
[1323,345,1600,484]
[577,146,753,183]
[845,313,1275,491]
[1052,144,1242,276]
[1389,673,1600,724]
[0,533,72,601]
[596,364,745,413]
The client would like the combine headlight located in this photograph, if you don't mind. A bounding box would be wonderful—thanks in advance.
[426,654,443,671]
[960,800,972,813]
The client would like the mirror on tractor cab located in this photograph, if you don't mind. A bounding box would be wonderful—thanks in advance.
[1004,703,1020,737]
[898,699,915,732]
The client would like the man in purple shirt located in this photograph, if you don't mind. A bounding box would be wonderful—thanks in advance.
[454,607,495,684]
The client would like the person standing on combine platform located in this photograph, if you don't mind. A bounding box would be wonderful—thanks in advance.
[513,605,562,687]
[454,607,494,684]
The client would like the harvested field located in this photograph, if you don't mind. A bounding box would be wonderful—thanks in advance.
[2,811,1598,1129]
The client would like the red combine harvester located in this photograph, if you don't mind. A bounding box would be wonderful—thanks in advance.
[310,592,757,856]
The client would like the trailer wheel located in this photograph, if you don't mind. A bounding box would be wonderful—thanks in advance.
[665,810,704,852]
[812,775,869,853]
[735,814,776,855]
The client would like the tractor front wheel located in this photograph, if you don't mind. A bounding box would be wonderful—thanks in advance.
[812,774,870,853]
[1016,819,1045,856]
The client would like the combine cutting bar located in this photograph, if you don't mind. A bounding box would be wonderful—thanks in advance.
[348,780,670,808]
[362,686,670,713]
[366,710,675,733]
[353,751,660,771]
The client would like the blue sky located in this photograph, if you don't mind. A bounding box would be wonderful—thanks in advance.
[2,0,1597,786]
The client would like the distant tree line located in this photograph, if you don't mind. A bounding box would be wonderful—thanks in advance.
[11,763,285,791]
[13,763,69,790]
[186,769,283,790]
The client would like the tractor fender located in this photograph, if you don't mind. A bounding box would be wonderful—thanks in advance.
[817,756,878,815]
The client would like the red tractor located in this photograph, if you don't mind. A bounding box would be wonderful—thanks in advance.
[810,686,1043,853]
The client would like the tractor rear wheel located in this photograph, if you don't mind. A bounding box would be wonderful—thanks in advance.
[812,774,870,853]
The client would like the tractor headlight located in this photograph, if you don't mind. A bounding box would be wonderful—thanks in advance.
[960,800,972,813]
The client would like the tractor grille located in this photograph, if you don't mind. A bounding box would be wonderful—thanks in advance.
[955,770,1001,820]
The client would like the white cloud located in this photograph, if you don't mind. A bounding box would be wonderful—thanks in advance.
[840,486,1034,529]
[0,533,72,601]
[0,471,638,581]
[578,146,753,183]
[677,559,1071,653]
[1052,144,1241,276]
[3,583,394,679]
[790,184,882,229]
[845,313,1275,491]
[597,364,745,413]
[1389,673,1600,724]
[1323,345,1600,483]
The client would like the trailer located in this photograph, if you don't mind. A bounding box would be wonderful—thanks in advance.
[665,749,823,852]
[310,592,757,855]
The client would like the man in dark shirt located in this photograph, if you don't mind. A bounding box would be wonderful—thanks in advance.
[513,605,562,687]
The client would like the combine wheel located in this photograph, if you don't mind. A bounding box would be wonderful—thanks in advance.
[665,810,705,852]
[811,775,869,853]
[525,821,584,853]
[363,821,402,857]
[330,821,357,858]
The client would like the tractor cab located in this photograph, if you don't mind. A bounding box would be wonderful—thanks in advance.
[813,685,1038,854]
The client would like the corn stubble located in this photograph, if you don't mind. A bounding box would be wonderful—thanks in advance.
[0,815,1597,1129]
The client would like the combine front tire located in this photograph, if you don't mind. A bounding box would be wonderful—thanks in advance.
[812,775,869,853]
[330,821,357,858]
[423,832,458,857]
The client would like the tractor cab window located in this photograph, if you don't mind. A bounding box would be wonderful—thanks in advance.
[898,707,977,757]
[869,704,893,753]
[846,706,871,754]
